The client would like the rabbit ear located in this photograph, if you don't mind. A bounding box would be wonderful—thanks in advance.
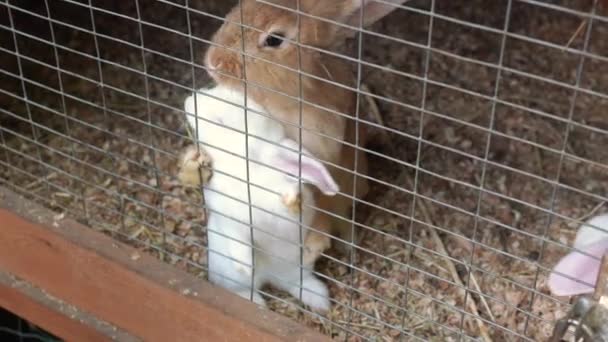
[343,0,409,29]
[294,0,408,45]
[548,238,608,297]
[306,0,408,32]
[271,139,339,196]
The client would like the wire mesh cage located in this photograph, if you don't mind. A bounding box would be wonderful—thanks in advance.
[1,0,607,340]
[0,307,60,342]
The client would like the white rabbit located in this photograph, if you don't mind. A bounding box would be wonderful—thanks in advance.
[549,214,608,296]
[181,85,339,312]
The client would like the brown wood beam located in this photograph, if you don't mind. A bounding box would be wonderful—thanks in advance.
[0,273,117,342]
[0,187,329,342]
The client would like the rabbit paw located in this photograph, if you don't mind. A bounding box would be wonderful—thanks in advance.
[303,231,331,267]
[177,145,212,187]
[298,277,330,313]
[281,187,301,215]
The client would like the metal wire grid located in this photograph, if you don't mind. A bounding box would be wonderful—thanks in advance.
[0,0,607,340]
[0,307,60,342]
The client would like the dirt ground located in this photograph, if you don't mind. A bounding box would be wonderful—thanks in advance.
[1,0,608,340]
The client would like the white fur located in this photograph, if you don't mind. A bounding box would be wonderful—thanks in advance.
[549,213,608,296]
[573,214,608,250]
[184,85,336,311]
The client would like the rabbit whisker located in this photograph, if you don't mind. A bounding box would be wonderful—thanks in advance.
[319,61,333,81]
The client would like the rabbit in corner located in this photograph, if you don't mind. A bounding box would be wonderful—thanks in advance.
[549,214,608,297]
[203,0,411,251]
[179,84,338,311]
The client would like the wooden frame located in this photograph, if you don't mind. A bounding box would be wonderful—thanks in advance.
[0,271,131,342]
[0,187,329,342]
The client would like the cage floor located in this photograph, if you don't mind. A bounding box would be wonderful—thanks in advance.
[2,0,608,340]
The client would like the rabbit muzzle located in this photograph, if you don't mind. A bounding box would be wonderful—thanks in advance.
[205,46,244,85]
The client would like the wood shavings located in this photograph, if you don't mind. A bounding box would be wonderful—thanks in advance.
[2,1,607,340]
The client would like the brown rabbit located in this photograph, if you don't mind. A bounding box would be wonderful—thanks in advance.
[203,0,408,253]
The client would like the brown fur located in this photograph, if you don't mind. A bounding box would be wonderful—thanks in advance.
[204,0,403,257]
[303,212,332,267]
[205,0,358,163]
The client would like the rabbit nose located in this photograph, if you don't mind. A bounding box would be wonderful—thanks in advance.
[217,61,241,79]
[206,57,222,71]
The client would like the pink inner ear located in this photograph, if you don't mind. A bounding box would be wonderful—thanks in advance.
[548,238,608,297]
[273,139,339,195]
[301,159,338,195]
[280,157,338,196]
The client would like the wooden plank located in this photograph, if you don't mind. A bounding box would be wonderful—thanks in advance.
[0,274,114,342]
[0,188,329,342]
[0,271,137,342]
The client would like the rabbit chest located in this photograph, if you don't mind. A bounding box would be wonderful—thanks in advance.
[206,160,315,261]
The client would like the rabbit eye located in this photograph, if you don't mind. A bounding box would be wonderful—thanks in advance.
[263,32,285,48]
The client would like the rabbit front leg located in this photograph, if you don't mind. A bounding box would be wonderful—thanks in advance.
[177,145,213,187]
